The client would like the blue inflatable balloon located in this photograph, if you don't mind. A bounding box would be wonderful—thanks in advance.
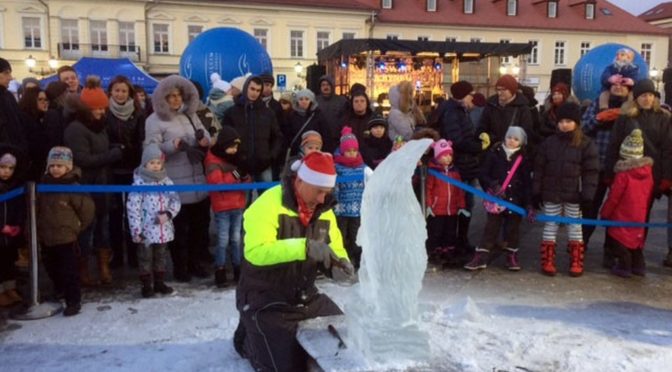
[572,43,649,102]
[180,27,273,101]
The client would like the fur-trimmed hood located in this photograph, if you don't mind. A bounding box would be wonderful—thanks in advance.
[614,156,653,174]
[151,75,201,121]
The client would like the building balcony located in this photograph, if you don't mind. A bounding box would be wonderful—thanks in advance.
[57,43,142,62]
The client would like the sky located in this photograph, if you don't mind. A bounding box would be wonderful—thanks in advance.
[609,0,666,15]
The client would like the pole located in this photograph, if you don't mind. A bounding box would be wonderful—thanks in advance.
[420,165,427,218]
[12,182,63,320]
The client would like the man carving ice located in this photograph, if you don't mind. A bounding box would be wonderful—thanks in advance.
[233,151,355,371]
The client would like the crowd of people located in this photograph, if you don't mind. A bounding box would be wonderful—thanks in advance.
[0,52,671,326]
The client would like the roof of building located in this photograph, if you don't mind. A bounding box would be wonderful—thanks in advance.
[373,0,668,36]
[639,2,672,22]
[215,0,376,11]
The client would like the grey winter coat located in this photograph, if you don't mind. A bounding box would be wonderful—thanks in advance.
[387,85,416,141]
[145,75,212,204]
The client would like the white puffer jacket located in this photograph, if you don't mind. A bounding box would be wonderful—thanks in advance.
[126,170,181,244]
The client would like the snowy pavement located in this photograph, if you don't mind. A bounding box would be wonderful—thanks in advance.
[1,199,672,371]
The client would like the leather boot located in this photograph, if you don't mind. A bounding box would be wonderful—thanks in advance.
[463,248,489,270]
[215,267,227,288]
[540,241,557,276]
[663,247,672,268]
[5,288,22,304]
[568,241,585,277]
[153,272,173,295]
[233,266,241,282]
[15,245,30,269]
[79,256,95,287]
[97,248,113,285]
[140,274,154,298]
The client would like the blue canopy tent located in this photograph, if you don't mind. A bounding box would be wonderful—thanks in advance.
[40,57,158,94]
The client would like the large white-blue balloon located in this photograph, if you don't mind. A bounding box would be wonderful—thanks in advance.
[180,27,273,100]
[572,43,649,102]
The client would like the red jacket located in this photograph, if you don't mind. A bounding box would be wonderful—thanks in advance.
[600,157,654,249]
[426,163,466,216]
[204,151,249,213]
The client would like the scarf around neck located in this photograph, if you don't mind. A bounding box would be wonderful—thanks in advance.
[109,99,135,121]
[502,144,520,161]
[334,152,364,167]
[138,166,167,183]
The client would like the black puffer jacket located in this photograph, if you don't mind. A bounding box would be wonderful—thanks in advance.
[221,76,283,175]
[106,108,145,175]
[479,145,532,211]
[440,99,482,180]
[605,109,672,195]
[533,131,599,204]
[479,93,534,145]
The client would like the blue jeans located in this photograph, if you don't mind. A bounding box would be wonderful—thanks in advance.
[214,209,243,267]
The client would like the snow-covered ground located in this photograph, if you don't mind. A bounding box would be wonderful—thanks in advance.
[2,266,671,372]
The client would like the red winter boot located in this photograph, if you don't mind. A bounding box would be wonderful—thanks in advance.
[540,241,557,276]
[568,241,585,277]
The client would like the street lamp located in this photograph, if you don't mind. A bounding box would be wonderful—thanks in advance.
[293,62,305,90]
[650,67,661,91]
[25,55,58,76]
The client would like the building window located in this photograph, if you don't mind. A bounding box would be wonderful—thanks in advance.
[586,3,596,19]
[418,36,429,41]
[554,41,566,65]
[61,19,79,51]
[290,30,304,58]
[342,32,356,40]
[23,17,41,49]
[187,25,203,43]
[119,22,136,52]
[464,0,474,14]
[90,20,108,52]
[471,37,482,43]
[387,34,399,40]
[580,42,591,57]
[507,0,517,16]
[427,0,437,12]
[382,0,392,9]
[254,28,268,49]
[153,23,169,54]
[446,37,457,42]
[641,43,652,65]
[548,1,558,18]
[500,39,511,63]
[527,40,538,65]
[317,31,330,52]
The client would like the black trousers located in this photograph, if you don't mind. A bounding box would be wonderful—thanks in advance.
[42,242,81,306]
[109,173,135,265]
[337,216,361,269]
[583,172,609,244]
[481,212,522,250]
[169,198,210,276]
[0,240,19,283]
[239,294,342,372]
[427,215,458,250]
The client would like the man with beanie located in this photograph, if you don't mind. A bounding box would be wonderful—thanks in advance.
[581,73,635,248]
[316,75,348,153]
[440,81,483,256]
[479,74,534,150]
[603,78,672,266]
[234,151,354,371]
[0,58,28,151]
[601,129,654,277]
[221,75,283,185]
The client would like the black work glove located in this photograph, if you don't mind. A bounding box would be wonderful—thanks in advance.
[195,128,205,141]
[532,194,543,210]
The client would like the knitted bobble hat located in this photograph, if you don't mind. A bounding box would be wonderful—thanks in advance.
[619,129,645,160]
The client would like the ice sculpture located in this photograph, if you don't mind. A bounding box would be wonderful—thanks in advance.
[346,139,433,363]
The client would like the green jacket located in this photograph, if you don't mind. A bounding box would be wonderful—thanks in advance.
[237,178,347,311]
[37,167,95,246]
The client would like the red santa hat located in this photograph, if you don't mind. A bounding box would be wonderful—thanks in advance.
[297,152,337,188]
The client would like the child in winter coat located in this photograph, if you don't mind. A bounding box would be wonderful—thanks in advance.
[533,102,599,277]
[127,144,181,298]
[38,147,95,316]
[600,129,654,278]
[465,127,532,271]
[0,146,26,308]
[205,126,250,287]
[361,115,393,169]
[334,126,373,269]
[425,139,466,264]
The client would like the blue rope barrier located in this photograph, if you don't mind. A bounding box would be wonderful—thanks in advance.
[0,186,25,203]
[427,168,672,228]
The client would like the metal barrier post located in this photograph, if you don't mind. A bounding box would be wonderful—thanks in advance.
[12,182,63,320]
[420,165,427,217]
